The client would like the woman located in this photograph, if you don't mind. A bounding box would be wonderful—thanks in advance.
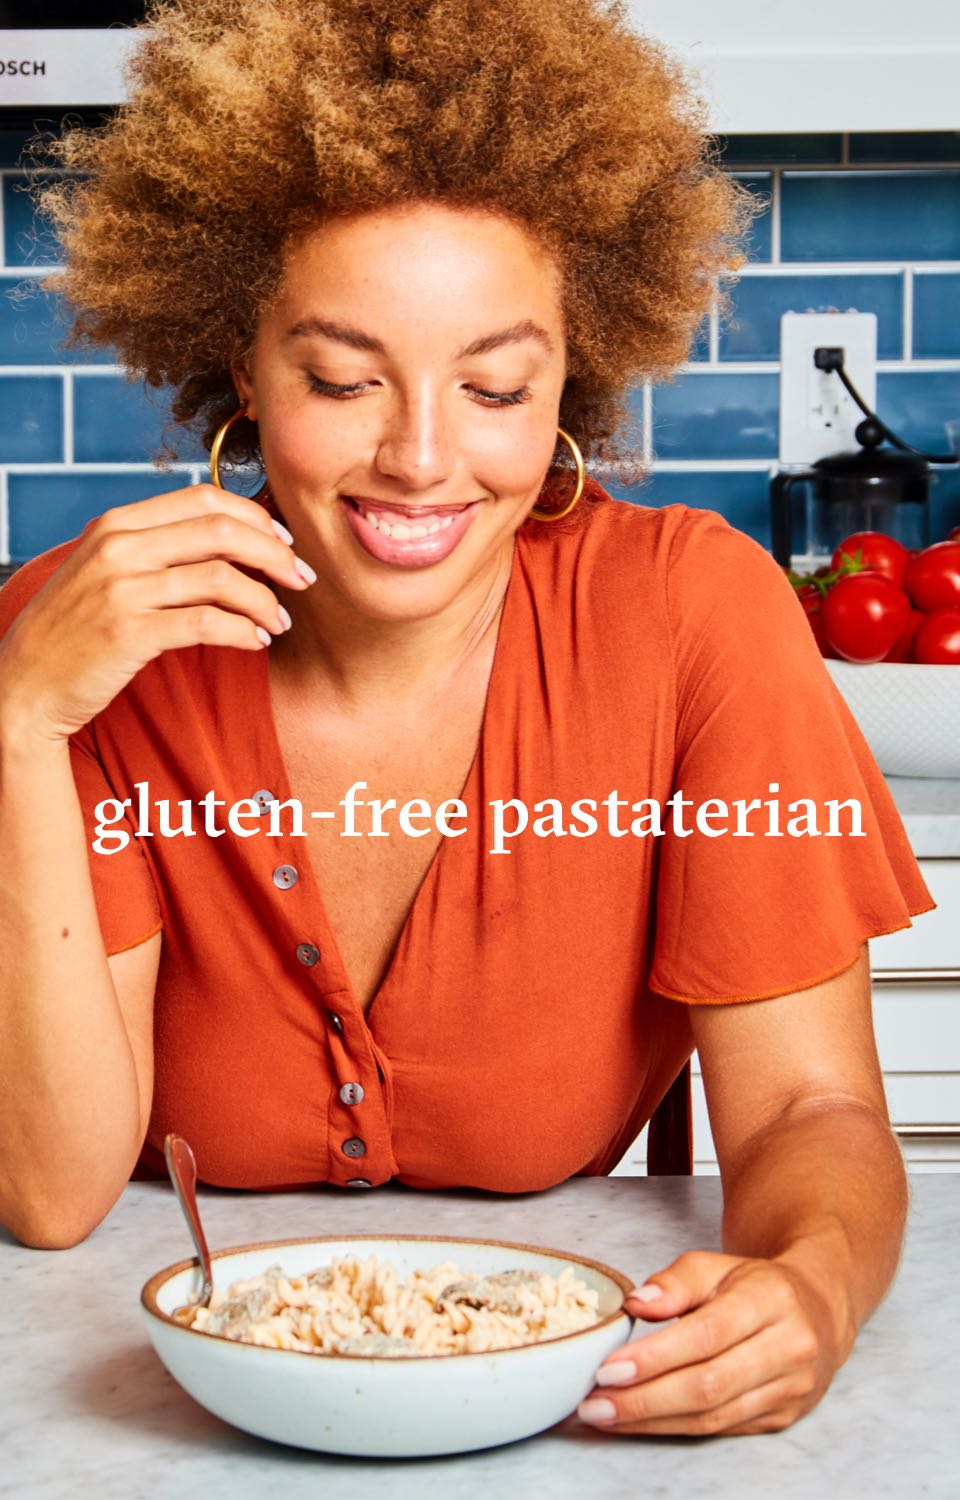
[0,0,933,1438]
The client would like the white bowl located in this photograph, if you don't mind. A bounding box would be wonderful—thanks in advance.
[141,1234,634,1457]
[826,659,960,778]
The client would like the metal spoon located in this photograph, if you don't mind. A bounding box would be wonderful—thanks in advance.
[164,1132,215,1323]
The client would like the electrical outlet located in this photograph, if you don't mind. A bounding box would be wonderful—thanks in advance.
[779,311,877,464]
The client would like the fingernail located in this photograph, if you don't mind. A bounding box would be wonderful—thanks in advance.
[278,605,292,631]
[271,519,294,545]
[294,556,317,585]
[255,626,272,647]
[630,1284,663,1303]
[577,1398,617,1425]
[595,1360,636,1387]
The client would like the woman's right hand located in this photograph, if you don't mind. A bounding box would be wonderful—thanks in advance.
[0,484,315,744]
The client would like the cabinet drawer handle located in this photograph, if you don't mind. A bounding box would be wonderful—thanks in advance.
[871,969,960,986]
[894,1124,960,1138]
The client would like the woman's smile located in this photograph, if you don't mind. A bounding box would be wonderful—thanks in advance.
[340,494,481,568]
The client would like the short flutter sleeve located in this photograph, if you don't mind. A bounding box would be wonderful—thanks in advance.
[648,509,935,1004]
[0,550,163,957]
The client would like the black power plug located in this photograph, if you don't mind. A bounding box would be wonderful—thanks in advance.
[813,346,845,373]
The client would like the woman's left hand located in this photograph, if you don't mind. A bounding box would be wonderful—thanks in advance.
[577,1249,849,1437]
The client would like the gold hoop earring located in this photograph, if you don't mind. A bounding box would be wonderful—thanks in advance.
[209,403,270,501]
[529,426,586,522]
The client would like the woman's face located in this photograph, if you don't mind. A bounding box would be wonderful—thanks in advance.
[234,203,568,624]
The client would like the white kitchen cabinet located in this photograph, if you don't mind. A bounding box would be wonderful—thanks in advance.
[627,2,959,133]
[612,853,960,1177]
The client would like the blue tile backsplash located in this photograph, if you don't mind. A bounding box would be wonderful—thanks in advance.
[2,134,960,564]
[731,173,772,263]
[653,372,779,460]
[720,273,904,362]
[72,374,207,465]
[780,171,960,263]
[7,472,187,561]
[0,374,62,463]
[875,371,960,456]
[913,272,960,360]
[0,276,115,365]
[2,174,61,268]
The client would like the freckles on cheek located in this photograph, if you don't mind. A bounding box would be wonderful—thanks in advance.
[268,415,353,489]
[476,425,556,501]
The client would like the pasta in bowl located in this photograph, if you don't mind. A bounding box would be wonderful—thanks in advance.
[141,1234,635,1456]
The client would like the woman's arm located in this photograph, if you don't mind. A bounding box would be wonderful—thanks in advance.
[0,697,160,1249]
[578,945,906,1436]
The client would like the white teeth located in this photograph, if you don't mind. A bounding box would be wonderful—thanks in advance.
[358,505,460,539]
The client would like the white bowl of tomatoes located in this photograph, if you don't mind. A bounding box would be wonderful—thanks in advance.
[788,529,960,779]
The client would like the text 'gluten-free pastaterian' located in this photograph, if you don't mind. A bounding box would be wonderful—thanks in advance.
[89,780,864,854]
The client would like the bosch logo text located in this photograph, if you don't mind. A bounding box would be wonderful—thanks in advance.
[0,59,47,76]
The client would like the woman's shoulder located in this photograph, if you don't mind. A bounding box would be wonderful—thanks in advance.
[525,485,772,603]
[0,538,85,642]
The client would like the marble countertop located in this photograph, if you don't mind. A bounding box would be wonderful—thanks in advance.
[884,776,960,857]
[3,1176,958,1499]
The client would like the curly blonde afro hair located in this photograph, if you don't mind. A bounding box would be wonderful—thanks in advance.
[37,0,751,476]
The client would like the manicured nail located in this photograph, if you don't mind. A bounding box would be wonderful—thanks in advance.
[595,1361,636,1387]
[294,556,317,584]
[577,1398,617,1425]
[278,605,292,631]
[630,1284,663,1303]
[271,519,294,545]
[255,626,272,647]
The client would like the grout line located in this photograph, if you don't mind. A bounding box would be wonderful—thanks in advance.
[62,369,74,465]
[726,162,960,174]
[0,363,127,375]
[770,170,781,266]
[0,463,199,474]
[0,168,74,178]
[734,262,960,276]
[0,264,59,278]
[903,267,914,362]
[680,361,778,373]
[650,460,774,472]
[0,468,8,566]
[642,383,653,465]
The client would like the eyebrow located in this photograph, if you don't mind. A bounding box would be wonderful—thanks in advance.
[283,315,554,358]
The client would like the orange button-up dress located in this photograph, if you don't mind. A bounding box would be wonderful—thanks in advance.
[0,489,934,1192]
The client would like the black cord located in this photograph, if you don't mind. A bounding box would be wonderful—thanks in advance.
[813,347,958,464]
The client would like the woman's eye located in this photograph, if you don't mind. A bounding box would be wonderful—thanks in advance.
[305,373,369,398]
[468,385,533,407]
[304,373,532,406]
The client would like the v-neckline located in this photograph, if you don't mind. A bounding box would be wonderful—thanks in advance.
[256,538,522,1024]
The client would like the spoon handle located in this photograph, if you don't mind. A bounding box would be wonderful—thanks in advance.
[164,1133,214,1306]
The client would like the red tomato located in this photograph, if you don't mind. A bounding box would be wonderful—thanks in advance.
[949,526,960,544]
[791,581,836,655]
[808,610,837,658]
[822,573,911,663]
[911,609,960,664]
[794,582,821,617]
[905,541,960,612]
[832,530,910,588]
[884,608,924,662]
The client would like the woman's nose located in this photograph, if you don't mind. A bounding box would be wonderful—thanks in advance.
[374,393,456,491]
